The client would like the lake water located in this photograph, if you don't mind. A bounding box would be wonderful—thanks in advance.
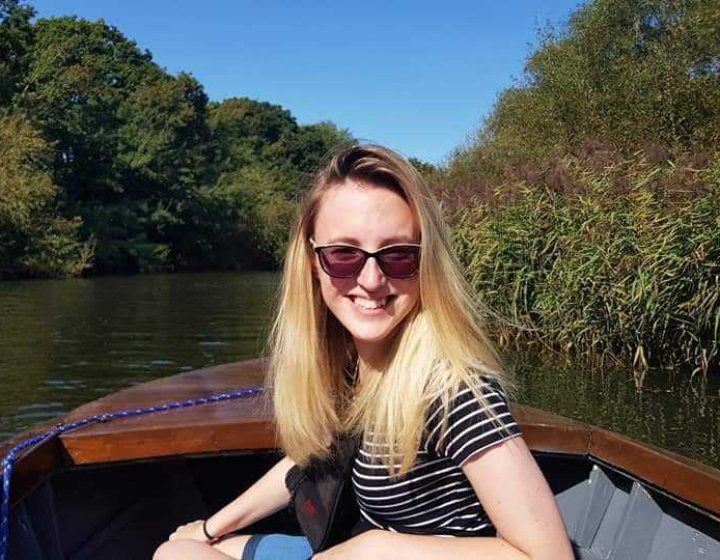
[1,271,718,467]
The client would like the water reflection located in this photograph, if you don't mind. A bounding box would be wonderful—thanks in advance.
[511,352,720,467]
[0,272,718,468]
[0,272,277,439]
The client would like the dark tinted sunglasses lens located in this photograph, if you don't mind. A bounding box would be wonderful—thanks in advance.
[320,247,365,277]
[378,247,420,278]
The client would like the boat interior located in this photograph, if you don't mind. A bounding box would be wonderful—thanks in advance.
[8,449,720,560]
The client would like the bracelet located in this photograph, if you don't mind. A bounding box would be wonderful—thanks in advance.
[203,519,218,541]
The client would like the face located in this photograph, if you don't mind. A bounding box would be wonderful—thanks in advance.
[312,179,421,362]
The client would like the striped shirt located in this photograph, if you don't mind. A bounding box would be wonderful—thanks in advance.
[351,377,521,536]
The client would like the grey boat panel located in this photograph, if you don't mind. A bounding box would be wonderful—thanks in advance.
[646,490,720,560]
[537,454,720,560]
[612,482,663,560]
[578,466,625,550]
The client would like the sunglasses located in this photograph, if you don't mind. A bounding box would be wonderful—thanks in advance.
[310,239,422,279]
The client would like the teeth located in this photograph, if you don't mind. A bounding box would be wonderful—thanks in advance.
[354,297,388,310]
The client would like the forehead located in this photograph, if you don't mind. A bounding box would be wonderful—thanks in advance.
[313,180,418,246]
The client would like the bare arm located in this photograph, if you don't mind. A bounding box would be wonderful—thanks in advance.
[167,455,295,542]
[315,437,573,560]
[204,455,295,538]
[463,435,573,559]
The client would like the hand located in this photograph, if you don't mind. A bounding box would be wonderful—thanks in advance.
[168,519,209,543]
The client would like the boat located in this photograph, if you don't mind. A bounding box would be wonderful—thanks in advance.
[1,359,719,559]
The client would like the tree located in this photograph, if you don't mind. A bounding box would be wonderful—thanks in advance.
[0,114,54,227]
[0,113,91,277]
[0,0,34,106]
[1,9,353,276]
[118,72,212,194]
[208,97,300,176]
[16,17,217,273]
[17,16,163,199]
[285,121,353,176]
[408,157,438,176]
[483,0,720,158]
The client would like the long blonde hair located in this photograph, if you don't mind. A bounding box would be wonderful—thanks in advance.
[268,144,512,474]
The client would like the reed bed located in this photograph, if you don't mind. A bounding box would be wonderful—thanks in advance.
[451,152,720,374]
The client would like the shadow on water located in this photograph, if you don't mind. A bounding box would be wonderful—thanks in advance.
[0,271,718,468]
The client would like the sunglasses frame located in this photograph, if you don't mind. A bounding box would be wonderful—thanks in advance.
[309,239,422,279]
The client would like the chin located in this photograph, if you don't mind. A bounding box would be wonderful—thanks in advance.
[347,319,405,347]
[351,330,395,345]
[329,299,417,354]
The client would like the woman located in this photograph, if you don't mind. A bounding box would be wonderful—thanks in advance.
[154,144,573,560]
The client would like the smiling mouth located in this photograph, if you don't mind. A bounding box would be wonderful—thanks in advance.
[352,296,395,310]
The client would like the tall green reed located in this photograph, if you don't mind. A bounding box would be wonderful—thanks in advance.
[451,153,720,375]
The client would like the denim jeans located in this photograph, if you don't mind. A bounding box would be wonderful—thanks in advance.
[241,534,313,560]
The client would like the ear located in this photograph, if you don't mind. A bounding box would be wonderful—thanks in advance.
[307,234,318,278]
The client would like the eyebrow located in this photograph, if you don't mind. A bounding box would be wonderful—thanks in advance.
[323,235,419,246]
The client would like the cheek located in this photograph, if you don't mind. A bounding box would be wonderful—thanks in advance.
[318,275,351,307]
[410,285,421,308]
[403,292,420,319]
[396,280,420,306]
[318,277,333,308]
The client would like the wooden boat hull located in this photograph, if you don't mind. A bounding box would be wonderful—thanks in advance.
[2,361,719,559]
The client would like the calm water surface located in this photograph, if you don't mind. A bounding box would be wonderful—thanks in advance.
[1,272,718,467]
[0,272,277,439]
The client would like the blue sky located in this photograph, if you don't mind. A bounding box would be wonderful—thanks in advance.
[30,0,583,164]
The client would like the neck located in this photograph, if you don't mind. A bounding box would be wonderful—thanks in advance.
[354,339,393,384]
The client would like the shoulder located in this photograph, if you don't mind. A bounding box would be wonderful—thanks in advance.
[425,375,509,428]
[424,375,521,466]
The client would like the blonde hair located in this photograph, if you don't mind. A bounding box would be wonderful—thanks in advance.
[268,144,512,474]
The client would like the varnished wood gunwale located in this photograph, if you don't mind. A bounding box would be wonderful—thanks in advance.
[589,427,720,514]
[0,427,67,505]
[60,359,273,463]
[2,360,720,517]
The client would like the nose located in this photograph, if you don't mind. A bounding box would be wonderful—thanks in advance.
[356,256,387,290]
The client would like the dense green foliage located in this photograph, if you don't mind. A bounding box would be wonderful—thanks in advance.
[0,0,33,105]
[0,1,351,278]
[443,0,720,197]
[0,113,91,276]
[453,153,720,373]
[491,0,719,158]
[445,0,720,372]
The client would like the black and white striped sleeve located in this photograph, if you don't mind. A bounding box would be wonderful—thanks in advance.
[425,378,522,466]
